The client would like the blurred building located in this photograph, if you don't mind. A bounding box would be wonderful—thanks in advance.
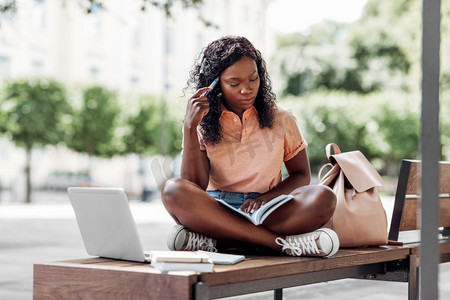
[0,0,274,97]
[0,0,274,199]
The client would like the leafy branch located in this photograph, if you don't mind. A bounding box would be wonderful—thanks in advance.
[1,0,215,27]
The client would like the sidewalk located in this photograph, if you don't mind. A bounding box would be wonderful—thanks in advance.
[0,192,449,300]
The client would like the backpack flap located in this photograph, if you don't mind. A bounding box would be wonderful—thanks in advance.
[331,150,383,193]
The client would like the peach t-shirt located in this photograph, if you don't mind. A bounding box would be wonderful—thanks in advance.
[198,105,307,193]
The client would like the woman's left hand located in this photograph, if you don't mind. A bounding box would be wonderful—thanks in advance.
[240,198,268,214]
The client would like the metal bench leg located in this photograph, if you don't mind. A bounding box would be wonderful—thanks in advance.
[442,227,450,237]
[408,254,418,300]
[274,288,283,300]
[195,282,210,300]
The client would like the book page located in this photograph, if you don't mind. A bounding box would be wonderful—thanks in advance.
[216,195,294,225]
[253,194,294,224]
[216,199,257,224]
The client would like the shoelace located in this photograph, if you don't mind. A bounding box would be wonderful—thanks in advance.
[185,232,217,252]
[275,232,321,256]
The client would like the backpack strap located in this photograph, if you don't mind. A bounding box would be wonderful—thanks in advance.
[318,163,340,186]
[325,143,341,162]
[318,163,333,181]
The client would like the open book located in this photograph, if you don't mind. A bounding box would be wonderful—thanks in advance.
[216,194,294,225]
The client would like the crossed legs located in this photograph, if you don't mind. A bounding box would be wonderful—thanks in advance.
[161,178,336,253]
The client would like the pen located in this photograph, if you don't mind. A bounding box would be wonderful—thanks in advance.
[204,77,219,96]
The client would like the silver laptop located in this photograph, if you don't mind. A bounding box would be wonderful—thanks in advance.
[68,187,151,262]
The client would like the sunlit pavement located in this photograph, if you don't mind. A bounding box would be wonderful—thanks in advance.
[0,192,449,300]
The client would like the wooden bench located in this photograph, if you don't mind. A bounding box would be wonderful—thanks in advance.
[384,159,450,299]
[33,159,450,300]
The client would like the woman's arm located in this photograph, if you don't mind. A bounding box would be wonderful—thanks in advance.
[181,127,210,189]
[180,87,212,190]
[240,149,311,213]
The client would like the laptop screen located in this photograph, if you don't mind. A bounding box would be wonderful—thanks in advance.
[68,187,147,262]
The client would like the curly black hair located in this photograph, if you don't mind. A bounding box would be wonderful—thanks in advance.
[187,36,277,145]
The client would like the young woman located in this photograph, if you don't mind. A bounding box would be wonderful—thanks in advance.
[161,36,339,257]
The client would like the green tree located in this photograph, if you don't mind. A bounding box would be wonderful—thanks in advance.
[282,92,425,177]
[0,78,71,203]
[67,86,120,171]
[272,0,421,96]
[123,98,161,156]
[122,96,182,199]
[299,104,371,174]
[273,21,356,96]
[123,97,182,157]
[1,0,204,14]
[373,104,420,176]
[1,0,211,26]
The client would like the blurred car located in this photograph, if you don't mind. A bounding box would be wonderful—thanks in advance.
[43,171,94,191]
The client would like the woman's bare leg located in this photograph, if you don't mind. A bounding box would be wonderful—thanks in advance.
[161,178,281,251]
[261,185,336,235]
[162,178,337,252]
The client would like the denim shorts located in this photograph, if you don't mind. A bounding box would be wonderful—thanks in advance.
[206,190,261,209]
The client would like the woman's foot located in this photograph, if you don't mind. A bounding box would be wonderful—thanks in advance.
[275,228,339,257]
[167,225,217,252]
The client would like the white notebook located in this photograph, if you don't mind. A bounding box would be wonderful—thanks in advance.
[147,250,245,265]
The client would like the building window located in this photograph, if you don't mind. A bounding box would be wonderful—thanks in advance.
[87,15,102,39]
[132,20,142,48]
[32,0,47,30]
[164,27,174,54]
[32,59,44,71]
[0,56,11,76]
[130,76,140,84]
[90,67,100,76]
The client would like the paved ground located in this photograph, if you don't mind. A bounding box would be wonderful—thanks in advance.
[0,191,449,299]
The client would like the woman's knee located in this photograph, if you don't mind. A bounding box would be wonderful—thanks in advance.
[161,177,187,208]
[316,185,336,218]
[161,177,204,208]
[314,185,336,209]
[292,184,336,220]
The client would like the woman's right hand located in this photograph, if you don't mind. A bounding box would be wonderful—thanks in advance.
[184,87,211,128]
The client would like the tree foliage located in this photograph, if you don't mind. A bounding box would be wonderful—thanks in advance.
[0,78,71,149]
[273,0,450,177]
[373,103,419,175]
[1,0,211,27]
[0,1,15,15]
[122,97,182,157]
[272,0,430,96]
[301,103,372,171]
[66,86,120,158]
[282,92,421,177]
[0,78,71,202]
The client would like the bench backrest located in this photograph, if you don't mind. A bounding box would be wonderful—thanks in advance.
[388,159,450,241]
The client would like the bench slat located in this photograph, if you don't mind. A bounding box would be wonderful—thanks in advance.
[399,196,450,231]
[405,160,450,194]
[199,247,410,286]
[389,160,450,241]
[34,261,198,300]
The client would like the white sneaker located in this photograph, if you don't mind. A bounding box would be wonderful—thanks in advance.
[167,225,217,252]
[275,228,339,258]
